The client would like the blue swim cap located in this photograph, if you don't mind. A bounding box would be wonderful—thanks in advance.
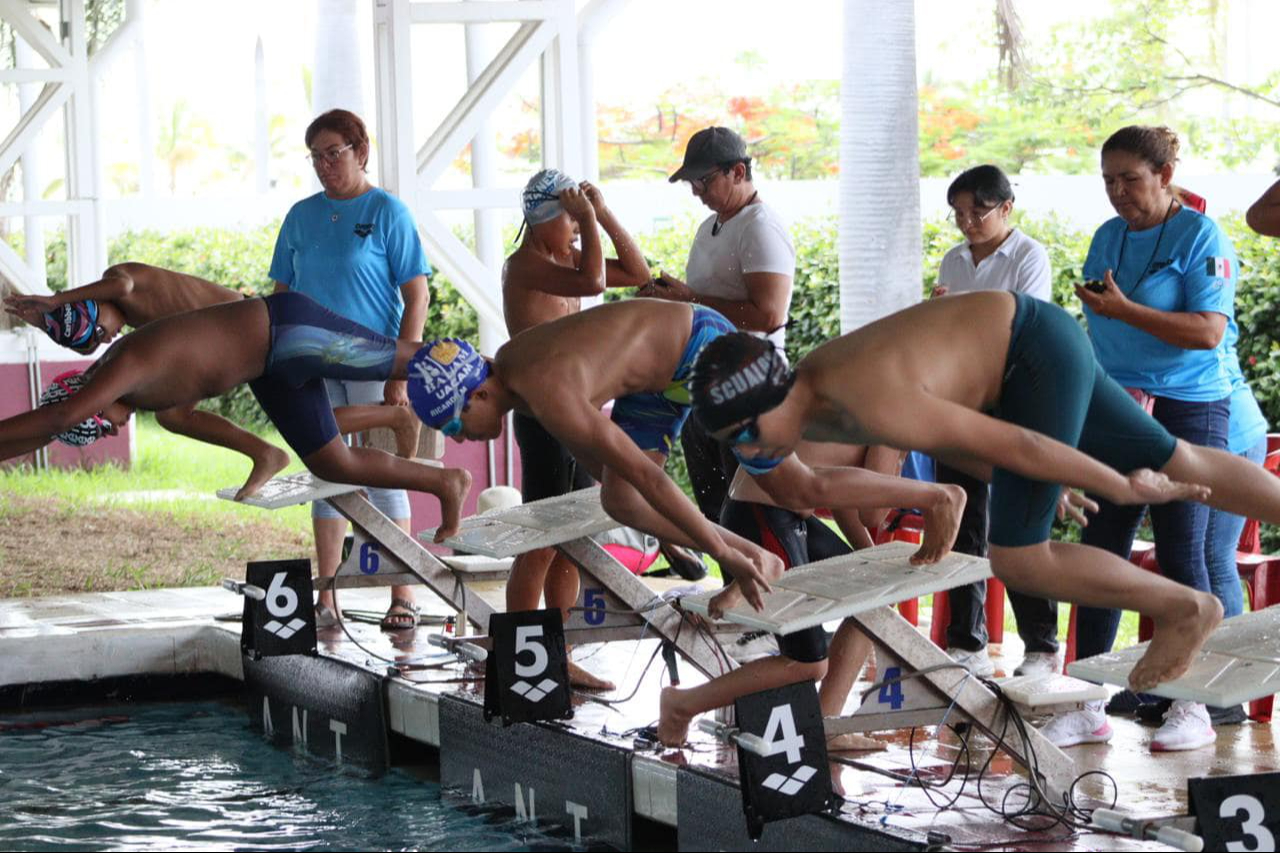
[407,339,491,431]
[38,369,112,447]
[42,300,99,351]
[522,169,577,226]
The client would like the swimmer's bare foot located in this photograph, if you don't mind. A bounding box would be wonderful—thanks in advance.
[827,731,887,752]
[390,406,421,458]
[914,483,966,564]
[568,661,615,691]
[658,685,695,747]
[708,584,744,620]
[432,468,473,543]
[1128,592,1222,692]
[234,445,290,501]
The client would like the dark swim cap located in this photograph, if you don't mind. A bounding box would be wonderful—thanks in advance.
[690,332,795,434]
[38,369,112,447]
[42,300,99,350]
[407,338,491,430]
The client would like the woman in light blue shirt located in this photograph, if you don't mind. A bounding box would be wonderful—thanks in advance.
[271,109,432,632]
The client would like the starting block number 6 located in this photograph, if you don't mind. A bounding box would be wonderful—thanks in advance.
[515,625,549,678]
[266,572,298,619]
[1221,795,1274,852]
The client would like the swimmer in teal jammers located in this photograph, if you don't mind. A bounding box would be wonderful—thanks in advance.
[687,290,1280,693]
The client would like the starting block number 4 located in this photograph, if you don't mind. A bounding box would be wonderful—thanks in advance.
[877,666,905,710]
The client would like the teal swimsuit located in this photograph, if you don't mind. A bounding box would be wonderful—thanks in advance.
[610,306,735,453]
[988,293,1178,547]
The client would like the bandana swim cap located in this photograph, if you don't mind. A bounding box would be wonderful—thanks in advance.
[38,369,112,447]
[690,332,795,434]
[521,168,577,226]
[407,339,491,431]
[42,300,99,351]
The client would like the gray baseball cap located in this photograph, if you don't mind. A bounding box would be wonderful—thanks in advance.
[668,126,749,183]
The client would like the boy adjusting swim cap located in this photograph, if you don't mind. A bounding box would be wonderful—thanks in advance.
[42,300,99,350]
[690,332,795,433]
[521,168,577,226]
[37,369,113,446]
[407,338,491,431]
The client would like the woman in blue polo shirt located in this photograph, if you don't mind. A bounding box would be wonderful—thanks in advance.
[270,109,432,632]
[1042,126,1240,753]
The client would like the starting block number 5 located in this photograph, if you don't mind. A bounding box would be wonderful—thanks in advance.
[1221,795,1274,853]
[515,625,549,678]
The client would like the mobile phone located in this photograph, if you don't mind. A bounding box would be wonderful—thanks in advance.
[1083,280,1107,294]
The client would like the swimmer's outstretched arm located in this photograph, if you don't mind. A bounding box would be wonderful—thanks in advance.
[3,269,133,317]
[0,359,135,462]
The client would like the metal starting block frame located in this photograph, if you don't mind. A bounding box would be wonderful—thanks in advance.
[422,486,736,680]
[220,472,499,633]
[223,479,734,680]
[681,541,1081,798]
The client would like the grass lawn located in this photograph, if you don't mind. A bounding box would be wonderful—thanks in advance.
[0,416,314,597]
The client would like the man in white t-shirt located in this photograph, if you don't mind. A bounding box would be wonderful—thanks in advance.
[640,126,795,523]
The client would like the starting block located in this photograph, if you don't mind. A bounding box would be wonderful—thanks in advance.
[1068,606,1280,707]
[219,471,499,633]
[423,486,735,680]
[681,541,1080,798]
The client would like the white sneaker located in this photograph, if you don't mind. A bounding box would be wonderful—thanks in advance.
[946,646,995,678]
[1013,651,1059,677]
[1150,700,1216,752]
[1039,700,1113,748]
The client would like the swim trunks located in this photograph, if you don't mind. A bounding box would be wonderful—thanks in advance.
[249,291,398,458]
[988,293,1178,547]
[610,305,735,453]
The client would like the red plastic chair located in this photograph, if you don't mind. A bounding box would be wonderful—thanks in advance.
[928,580,1007,647]
[872,509,926,625]
[1235,446,1280,554]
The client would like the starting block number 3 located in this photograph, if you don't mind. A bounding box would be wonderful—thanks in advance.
[1221,795,1274,852]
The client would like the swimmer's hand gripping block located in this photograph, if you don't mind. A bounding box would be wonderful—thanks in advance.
[679,541,992,636]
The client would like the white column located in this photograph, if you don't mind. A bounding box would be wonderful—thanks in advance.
[64,0,106,286]
[838,0,920,332]
[14,36,46,290]
[466,18,507,355]
[312,0,366,117]
[254,37,270,193]
[131,0,154,198]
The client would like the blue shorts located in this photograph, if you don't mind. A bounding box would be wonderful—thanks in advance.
[988,294,1178,547]
[610,305,734,454]
[249,292,398,459]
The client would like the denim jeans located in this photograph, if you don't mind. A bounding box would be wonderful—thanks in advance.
[1204,438,1268,618]
[1075,394,1230,660]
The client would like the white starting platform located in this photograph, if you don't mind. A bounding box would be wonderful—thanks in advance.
[682,541,1087,797]
[1068,606,1280,707]
[222,477,736,681]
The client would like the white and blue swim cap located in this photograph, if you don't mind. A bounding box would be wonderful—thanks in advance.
[407,339,491,432]
[521,168,577,226]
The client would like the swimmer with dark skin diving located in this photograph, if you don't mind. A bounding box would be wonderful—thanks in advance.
[4,262,421,499]
[688,290,1280,693]
[0,291,471,539]
[405,298,967,612]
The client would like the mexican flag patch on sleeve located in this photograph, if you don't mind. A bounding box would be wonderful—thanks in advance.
[1206,256,1233,278]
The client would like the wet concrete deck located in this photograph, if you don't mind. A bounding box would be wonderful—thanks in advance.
[1,584,1274,850]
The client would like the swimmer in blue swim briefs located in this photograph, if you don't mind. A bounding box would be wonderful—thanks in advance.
[406,298,970,612]
[0,291,473,540]
[688,290,1280,694]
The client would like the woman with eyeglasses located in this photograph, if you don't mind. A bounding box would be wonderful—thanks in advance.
[1042,125,1254,753]
[930,165,1061,684]
[270,108,433,633]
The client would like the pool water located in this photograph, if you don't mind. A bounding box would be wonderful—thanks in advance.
[0,700,583,851]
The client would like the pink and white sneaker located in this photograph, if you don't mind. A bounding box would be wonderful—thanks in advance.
[1039,700,1113,748]
[1150,700,1216,752]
